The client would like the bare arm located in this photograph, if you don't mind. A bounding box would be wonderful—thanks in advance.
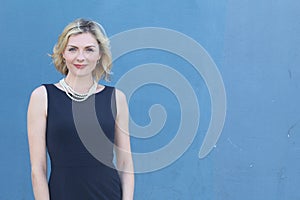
[114,89,135,200]
[27,86,50,200]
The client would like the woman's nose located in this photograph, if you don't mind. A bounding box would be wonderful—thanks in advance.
[76,51,85,61]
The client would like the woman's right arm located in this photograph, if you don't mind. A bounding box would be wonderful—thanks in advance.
[27,86,50,200]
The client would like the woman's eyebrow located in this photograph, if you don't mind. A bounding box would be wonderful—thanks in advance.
[85,45,97,48]
[66,45,77,47]
[67,44,97,48]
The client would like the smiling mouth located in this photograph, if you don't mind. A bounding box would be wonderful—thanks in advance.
[74,64,86,69]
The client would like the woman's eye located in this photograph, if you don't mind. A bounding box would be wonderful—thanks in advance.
[68,48,77,52]
[86,48,94,52]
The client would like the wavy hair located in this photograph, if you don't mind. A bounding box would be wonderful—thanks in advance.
[51,18,112,81]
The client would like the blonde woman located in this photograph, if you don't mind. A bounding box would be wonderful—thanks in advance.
[27,18,134,200]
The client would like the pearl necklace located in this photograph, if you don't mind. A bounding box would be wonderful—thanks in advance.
[59,78,98,102]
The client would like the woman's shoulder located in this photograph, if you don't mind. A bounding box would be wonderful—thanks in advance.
[113,87,127,103]
[29,85,48,102]
[101,85,124,96]
[28,85,48,115]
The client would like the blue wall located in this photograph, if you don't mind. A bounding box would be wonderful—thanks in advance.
[1,0,300,199]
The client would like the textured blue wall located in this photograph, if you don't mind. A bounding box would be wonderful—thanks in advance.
[0,0,299,199]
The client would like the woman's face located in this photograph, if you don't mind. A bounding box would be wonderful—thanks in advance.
[63,32,101,78]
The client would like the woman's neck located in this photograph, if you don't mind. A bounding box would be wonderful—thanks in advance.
[64,74,95,93]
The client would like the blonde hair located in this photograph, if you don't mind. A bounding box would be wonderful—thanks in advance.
[51,18,112,81]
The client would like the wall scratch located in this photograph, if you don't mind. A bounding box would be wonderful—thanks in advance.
[288,69,292,79]
[287,121,299,138]
[227,138,243,151]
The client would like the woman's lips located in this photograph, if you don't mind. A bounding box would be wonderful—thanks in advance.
[74,64,86,69]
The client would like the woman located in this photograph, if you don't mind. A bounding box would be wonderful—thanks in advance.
[27,18,134,200]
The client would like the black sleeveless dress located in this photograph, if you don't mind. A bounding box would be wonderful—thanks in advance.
[43,84,122,200]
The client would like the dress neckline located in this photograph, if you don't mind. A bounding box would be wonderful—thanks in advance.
[51,83,107,96]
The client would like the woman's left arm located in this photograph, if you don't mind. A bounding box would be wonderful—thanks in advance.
[114,89,135,200]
